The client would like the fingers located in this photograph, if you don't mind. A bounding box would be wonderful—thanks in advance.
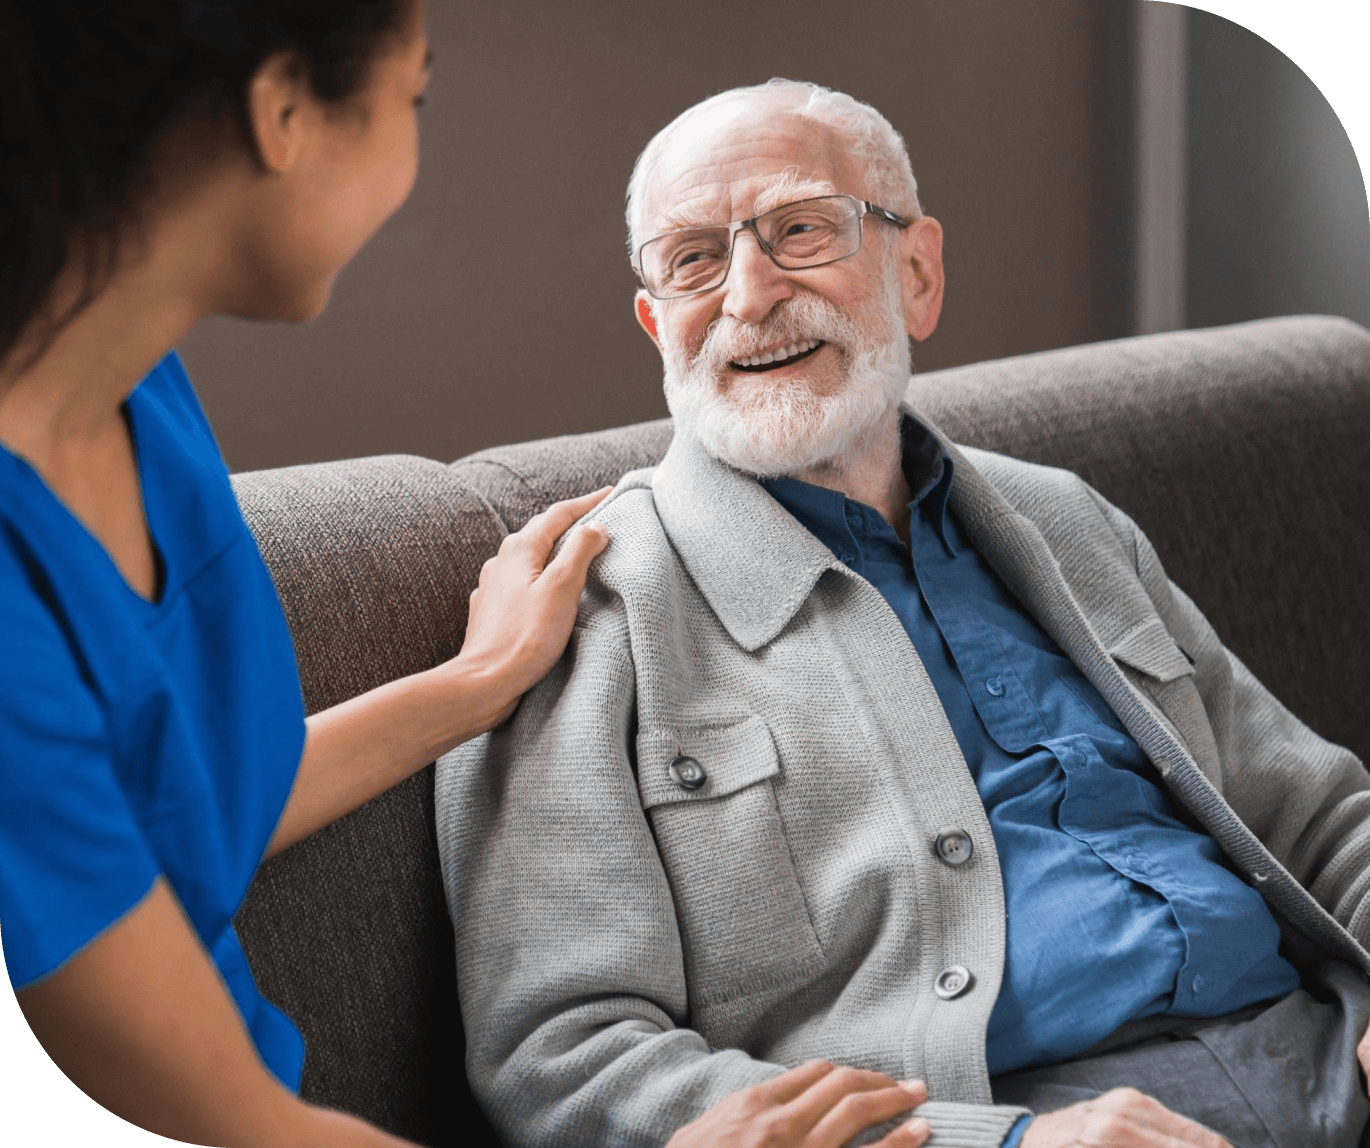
[779,1065,922,1146]
[806,1078,927,1148]
[515,487,614,555]
[870,1113,932,1148]
[1024,1088,1232,1148]
[749,1059,838,1106]
[542,521,610,587]
[1100,1088,1230,1147]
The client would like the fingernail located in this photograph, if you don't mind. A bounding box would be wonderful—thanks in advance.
[899,1079,925,1091]
[904,1117,929,1132]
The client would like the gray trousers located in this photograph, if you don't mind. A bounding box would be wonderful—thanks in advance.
[989,962,1370,1148]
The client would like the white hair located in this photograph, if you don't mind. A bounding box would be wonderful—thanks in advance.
[625,78,923,257]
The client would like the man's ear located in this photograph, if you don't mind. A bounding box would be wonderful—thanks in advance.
[897,216,945,343]
[635,291,661,348]
[247,51,313,173]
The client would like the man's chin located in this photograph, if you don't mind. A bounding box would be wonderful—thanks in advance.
[714,368,836,408]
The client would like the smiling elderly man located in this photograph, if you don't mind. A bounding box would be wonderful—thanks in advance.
[437,80,1370,1148]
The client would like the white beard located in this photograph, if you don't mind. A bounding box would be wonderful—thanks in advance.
[659,272,911,477]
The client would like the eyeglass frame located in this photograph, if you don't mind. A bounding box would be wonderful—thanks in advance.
[631,194,913,301]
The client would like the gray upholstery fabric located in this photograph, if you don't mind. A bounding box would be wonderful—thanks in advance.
[231,455,506,1146]
[452,419,673,531]
[231,316,1369,1145]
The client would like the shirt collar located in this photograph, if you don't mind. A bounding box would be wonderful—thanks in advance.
[651,409,959,651]
[759,414,957,556]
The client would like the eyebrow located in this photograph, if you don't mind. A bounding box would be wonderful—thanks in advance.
[655,202,719,232]
[752,176,839,214]
[655,175,843,235]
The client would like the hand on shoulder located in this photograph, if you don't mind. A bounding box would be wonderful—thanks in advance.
[453,486,613,729]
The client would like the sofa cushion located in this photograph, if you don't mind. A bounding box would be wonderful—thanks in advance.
[231,455,505,1146]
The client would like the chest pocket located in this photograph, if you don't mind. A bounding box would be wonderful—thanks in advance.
[1106,616,1224,787]
[1107,617,1195,684]
[637,715,825,1007]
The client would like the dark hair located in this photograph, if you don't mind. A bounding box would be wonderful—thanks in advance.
[0,0,413,369]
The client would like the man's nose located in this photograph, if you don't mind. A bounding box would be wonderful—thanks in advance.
[720,229,792,324]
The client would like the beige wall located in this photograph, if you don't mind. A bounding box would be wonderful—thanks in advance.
[181,0,1128,472]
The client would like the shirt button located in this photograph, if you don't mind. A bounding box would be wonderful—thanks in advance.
[668,756,707,791]
[934,965,974,1000]
[1192,974,1205,994]
[934,829,974,867]
[985,677,1005,697]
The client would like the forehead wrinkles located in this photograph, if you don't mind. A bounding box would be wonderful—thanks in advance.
[641,108,856,235]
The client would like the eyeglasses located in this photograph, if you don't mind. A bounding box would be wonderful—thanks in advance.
[632,194,911,301]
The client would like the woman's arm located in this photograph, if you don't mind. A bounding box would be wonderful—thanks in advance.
[19,879,415,1148]
[265,488,611,857]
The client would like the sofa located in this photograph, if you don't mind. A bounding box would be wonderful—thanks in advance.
[230,314,1370,1147]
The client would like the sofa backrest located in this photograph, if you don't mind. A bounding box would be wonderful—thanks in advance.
[231,457,505,1146]
[234,314,1370,1146]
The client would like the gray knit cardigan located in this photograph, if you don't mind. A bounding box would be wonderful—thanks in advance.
[436,413,1370,1148]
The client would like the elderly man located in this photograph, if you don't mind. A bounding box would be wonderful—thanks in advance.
[437,80,1370,1148]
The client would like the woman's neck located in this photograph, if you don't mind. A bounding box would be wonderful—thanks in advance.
[0,209,217,473]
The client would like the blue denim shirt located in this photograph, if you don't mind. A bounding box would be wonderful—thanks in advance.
[761,418,1298,1098]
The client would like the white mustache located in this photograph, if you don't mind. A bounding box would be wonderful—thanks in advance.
[691,294,860,377]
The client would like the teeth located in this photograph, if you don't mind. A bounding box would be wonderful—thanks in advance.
[734,339,820,368]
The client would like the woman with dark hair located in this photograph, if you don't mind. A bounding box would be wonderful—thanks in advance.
[0,2,613,1144]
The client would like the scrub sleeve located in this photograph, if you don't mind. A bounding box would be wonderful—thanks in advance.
[0,352,307,1088]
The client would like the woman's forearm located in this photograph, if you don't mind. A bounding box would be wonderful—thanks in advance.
[267,653,509,857]
[19,880,421,1148]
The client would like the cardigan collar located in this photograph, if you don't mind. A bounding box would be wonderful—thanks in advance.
[650,402,1026,652]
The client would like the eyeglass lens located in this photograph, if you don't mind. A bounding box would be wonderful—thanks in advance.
[640,196,864,299]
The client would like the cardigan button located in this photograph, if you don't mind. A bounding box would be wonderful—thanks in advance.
[934,829,974,866]
[668,755,707,791]
[934,965,973,1000]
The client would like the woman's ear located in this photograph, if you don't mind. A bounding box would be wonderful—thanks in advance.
[246,51,313,173]
[635,292,661,347]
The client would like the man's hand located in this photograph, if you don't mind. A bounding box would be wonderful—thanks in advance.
[1357,1016,1370,1096]
[1020,1088,1231,1147]
[665,1060,929,1148]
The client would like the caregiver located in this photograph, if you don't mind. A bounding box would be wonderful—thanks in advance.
[0,2,614,1145]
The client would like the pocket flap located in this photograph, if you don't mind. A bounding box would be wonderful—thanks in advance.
[1107,617,1195,683]
[637,715,780,809]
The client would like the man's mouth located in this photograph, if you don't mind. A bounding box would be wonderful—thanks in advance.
[728,338,825,373]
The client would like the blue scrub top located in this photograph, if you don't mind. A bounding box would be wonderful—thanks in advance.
[0,352,307,1088]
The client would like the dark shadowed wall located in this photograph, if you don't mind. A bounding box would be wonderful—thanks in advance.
[181,0,1131,471]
